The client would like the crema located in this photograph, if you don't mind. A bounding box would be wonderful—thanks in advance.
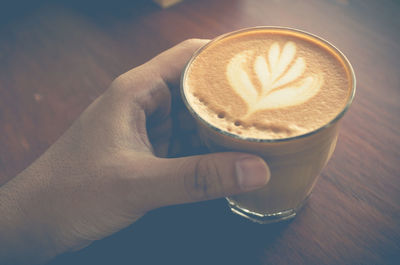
[184,28,352,139]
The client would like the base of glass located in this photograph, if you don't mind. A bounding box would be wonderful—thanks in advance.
[226,195,310,224]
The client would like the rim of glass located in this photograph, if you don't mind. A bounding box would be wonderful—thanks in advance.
[180,26,356,143]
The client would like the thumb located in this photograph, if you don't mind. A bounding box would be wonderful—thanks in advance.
[146,152,270,208]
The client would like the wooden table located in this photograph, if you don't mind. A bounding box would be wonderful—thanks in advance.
[1,0,399,264]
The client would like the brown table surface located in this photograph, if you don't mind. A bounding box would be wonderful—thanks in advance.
[1,0,399,264]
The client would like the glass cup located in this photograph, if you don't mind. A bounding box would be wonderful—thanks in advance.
[180,27,356,224]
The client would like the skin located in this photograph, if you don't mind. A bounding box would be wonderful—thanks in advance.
[0,39,270,265]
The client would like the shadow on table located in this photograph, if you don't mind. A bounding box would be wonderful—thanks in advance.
[49,199,291,265]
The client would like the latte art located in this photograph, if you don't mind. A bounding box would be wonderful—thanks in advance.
[227,42,323,116]
[183,28,351,139]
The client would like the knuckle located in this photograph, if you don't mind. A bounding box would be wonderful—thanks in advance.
[110,74,129,90]
[184,157,224,201]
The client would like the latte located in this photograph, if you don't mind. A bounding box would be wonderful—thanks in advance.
[183,28,352,139]
[181,27,355,223]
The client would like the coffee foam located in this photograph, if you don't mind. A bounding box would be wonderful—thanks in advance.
[184,29,352,139]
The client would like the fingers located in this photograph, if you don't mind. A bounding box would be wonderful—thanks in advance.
[109,39,209,121]
[140,38,209,118]
[148,38,209,87]
[142,153,270,209]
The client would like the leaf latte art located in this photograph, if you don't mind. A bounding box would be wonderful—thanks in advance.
[183,28,351,139]
[226,41,323,116]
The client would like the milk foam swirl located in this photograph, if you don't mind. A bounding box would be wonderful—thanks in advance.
[226,41,323,116]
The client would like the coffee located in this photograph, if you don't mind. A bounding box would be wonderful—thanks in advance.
[181,27,355,223]
[184,28,351,139]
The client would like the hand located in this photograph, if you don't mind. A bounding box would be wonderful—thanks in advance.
[0,39,270,264]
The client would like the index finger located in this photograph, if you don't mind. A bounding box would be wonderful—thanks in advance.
[149,38,209,87]
[109,39,209,120]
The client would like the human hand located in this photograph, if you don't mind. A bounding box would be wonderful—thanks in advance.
[0,39,270,264]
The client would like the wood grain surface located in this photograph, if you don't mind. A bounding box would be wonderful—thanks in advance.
[1,0,399,264]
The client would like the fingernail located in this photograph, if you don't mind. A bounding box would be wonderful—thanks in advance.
[235,156,270,191]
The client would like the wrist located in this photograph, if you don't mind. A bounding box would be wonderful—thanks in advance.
[0,162,63,264]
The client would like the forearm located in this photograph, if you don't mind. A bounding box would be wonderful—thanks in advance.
[0,160,60,265]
